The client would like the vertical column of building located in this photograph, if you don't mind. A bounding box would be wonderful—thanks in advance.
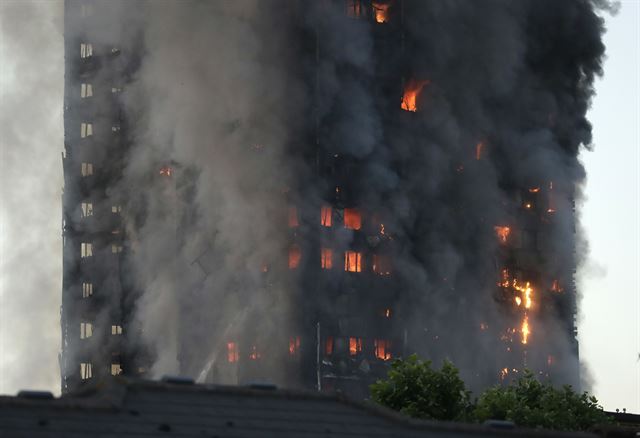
[61,0,135,392]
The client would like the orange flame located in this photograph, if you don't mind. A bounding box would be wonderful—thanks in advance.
[349,337,362,355]
[494,226,511,244]
[374,339,392,360]
[372,2,390,23]
[551,280,563,293]
[321,247,333,269]
[401,79,430,112]
[521,316,530,344]
[344,208,362,230]
[529,187,540,193]
[159,166,172,177]
[288,336,300,355]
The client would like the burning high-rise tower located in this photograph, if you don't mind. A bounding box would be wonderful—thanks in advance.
[61,0,606,397]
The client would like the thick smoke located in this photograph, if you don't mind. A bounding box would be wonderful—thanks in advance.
[103,0,609,391]
[0,0,64,394]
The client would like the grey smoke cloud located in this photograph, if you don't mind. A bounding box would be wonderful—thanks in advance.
[0,0,64,395]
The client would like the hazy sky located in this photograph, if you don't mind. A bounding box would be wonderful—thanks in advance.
[0,0,637,413]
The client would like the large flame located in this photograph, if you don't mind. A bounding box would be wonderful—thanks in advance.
[401,79,430,112]
[521,316,530,344]
[494,226,511,244]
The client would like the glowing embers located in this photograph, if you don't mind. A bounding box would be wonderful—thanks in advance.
[159,166,173,177]
[475,141,484,160]
[374,339,392,360]
[321,247,333,269]
[289,245,301,270]
[372,254,392,276]
[494,226,511,244]
[343,208,362,230]
[349,337,363,356]
[401,79,430,112]
[321,205,333,227]
[289,336,301,356]
[344,250,363,272]
[248,345,261,360]
[513,280,533,310]
[325,336,334,355]
[372,2,390,23]
[227,342,239,363]
[288,206,299,228]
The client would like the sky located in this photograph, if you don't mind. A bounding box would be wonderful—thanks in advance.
[0,0,638,413]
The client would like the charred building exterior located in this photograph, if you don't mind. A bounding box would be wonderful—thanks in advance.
[61,0,606,396]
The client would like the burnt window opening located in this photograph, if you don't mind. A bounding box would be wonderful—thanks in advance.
[80,202,93,218]
[321,205,332,227]
[80,83,93,98]
[288,244,301,269]
[372,254,392,276]
[288,206,299,228]
[227,342,239,363]
[81,162,93,176]
[344,250,362,273]
[349,337,363,355]
[325,336,334,355]
[111,244,123,254]
[321,247,333,269]
[374,339,392,360]
[111,363,122,376]
[111,205,122,214]
[80,362,92,380]
[80,322,93,339]
[81,282,93,298]
[111,87,122,94]
[80,43,93,59]
[80,122,93,138]
[343,208,362,230]
[289,336,301,356]
[346,0,365,18]
[111,125,121,132]
[111,325,123,335]
[80,242,93,258]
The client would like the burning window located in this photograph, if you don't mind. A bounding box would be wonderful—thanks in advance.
[401,79,429,112]
[80,362,92,380]
[374,339,392,360]
[344,250,362,272]
[82,282,93,298]
[321,247,333,269]
[111,325,123,335]
[343,208,362,230]
[321,205,332,227]
[80,322,93,339]
[80,43,93,58]
[551,280,563,293]
[81,242,93,258]
[227,342,239,363]
[349,337,363,355]
[372,254,392,275]
[372,2,390,23]
[289,336,301,356]
[494,226,510,244]
[80,122,93,138]
[81,162,94,176]
[288,244,301,269]
[248,345,261,360]
[111,244,123,254]
[325,336,334,355]
[111,363,122,376]
[159,166,172,177]
[288,206,299,228]
[81,202,93,218]
[521,316,530,345]
[345,0,363,17]
[80,83,93,98]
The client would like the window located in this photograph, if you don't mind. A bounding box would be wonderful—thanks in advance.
[80,83,93,98]
[346,0,364,17]
[227,342,239,363]
[349,337,363,356]
[111,87,122,94]
[372,254,392,276]
[321,247,333,269]
[343,208,361,230]
[288,244,301,269]
[81,242,93,258]
[111,363,122,376]
[80,122,93,138]
[111,125,121,132]
[288,336,301,356]
[344,250,362,272]
[111,205,122,214]
[80,202,93,218]
[80,43,93,58]
[288,206,299,228]
[82,282,93,298]
[81,162,93,176]
[80,322,93,339]
[111,244,123,254]
[320,205,332,227]
[325,336,334,355]
[374,339,392,360]
[111,325,123,335]
[248,345,261,360]
[80,362,92,380]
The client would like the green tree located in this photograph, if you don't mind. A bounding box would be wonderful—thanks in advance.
[473,370,612,431]
[370,354,471,421]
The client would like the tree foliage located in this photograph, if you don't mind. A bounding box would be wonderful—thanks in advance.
[370,354,471,421]
[370,356,612,431]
